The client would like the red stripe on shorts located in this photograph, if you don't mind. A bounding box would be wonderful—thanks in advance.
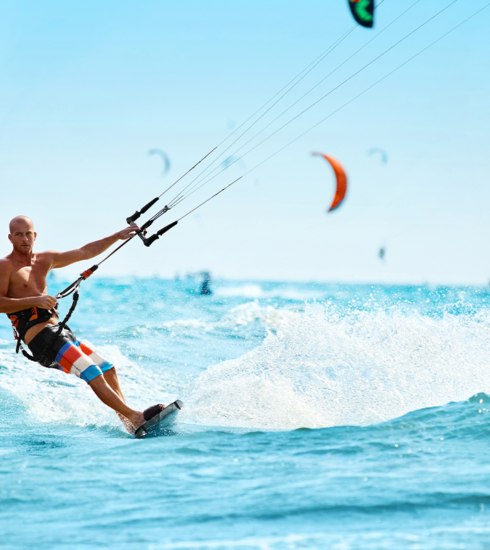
[58,344,84,373]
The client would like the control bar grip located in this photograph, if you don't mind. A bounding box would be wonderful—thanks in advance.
[126,197,159,224]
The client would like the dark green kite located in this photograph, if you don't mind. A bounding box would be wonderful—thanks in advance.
[348,0,374,28]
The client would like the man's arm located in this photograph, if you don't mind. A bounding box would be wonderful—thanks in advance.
[50,223,139,269]
[0,260,57,313]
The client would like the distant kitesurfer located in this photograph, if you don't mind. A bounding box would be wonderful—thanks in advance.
[200,272,212,295]
[0,215,165,434]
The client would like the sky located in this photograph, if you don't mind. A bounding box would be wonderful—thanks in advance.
[0,0,489,284]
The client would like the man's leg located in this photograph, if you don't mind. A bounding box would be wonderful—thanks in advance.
[79,341,126,402]
[101,367,136,430]
[78,344,135,428]
[77,342,136,427]
[88,374,144,429]
[52,337,146,431]
[103,367,126,402]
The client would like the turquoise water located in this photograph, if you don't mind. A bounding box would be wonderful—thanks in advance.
[1,278,490,549]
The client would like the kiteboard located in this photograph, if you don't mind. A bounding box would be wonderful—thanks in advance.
[135,400,183,439]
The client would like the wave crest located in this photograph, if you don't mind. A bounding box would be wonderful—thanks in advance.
[185,304,490,429]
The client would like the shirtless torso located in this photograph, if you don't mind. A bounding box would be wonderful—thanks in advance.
[1,250,59,344]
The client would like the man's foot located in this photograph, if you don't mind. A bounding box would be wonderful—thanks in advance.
[129,404,166,431]
[143,404,165,421]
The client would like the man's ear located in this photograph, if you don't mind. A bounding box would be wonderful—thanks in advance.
[34,232,37,241]
[8,234,12,244]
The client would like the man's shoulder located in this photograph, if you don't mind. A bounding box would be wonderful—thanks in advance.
[35,250,59,262]
[0,256,13,269]
[0,257,14,283]
[36,250,58,258]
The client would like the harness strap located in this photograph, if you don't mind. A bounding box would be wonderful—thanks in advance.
[18,290,80,364]
[17,263,97,362]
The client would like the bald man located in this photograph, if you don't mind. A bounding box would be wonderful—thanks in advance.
[0,215,165,433]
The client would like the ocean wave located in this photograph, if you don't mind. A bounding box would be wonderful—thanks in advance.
[219,302,298,329]
[119,302,298,335]
[3,297,490,437]
[183,304,490,430]
[215,283,321,301]
[149,526,490,550]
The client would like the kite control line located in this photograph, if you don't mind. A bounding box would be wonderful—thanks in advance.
[126,147,217,225]
[16,232,153,363]
[130,176,241,247]
[42,174,241,357]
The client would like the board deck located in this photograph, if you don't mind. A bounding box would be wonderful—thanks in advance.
[135,400,183,439]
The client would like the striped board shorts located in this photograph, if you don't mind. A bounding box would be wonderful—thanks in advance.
[27,325,113,384]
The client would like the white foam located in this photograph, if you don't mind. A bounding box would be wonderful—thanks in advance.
[5,301,490,434]
[161,302,297,332]
[152,533,326,550]
[221,301,297,328]
[216,284,264,298]
[183,304,490,430]
[0,347,115,427]
[0,301,297,433]
[162,318,209,331]
[216,284,321,301]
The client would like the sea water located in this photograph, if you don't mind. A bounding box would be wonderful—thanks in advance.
[1,278,490,549]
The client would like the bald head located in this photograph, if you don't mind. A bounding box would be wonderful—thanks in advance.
[9,215,34,234]
[8,216,36,255]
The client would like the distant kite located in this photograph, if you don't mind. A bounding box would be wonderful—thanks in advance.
[379,247,386,261]
[312,152,348,213]
[367,147,388,164]
[148,149,171,177]
[348,0,374,28]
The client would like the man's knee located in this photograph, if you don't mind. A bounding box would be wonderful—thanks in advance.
[87,369,106,388]
[79,341,113,372]
[104,365,117,377]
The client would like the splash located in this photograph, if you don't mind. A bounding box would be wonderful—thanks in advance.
[159,302,297,332]
[0,302,294,433]
[3,298,490,434]
[184,304,490,429]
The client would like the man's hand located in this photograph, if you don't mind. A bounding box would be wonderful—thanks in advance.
[32,295,58,311]
[114,222,140,241]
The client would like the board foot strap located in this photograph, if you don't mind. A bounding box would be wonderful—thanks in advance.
[135,400,183,439]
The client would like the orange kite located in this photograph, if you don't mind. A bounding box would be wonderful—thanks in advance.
[312,153,348,212]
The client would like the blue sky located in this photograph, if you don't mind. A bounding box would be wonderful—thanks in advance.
[1,0,489,284]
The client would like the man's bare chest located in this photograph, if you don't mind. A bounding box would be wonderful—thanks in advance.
[8,261,48,299]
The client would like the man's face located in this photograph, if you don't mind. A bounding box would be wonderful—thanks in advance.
[8,219,36,255]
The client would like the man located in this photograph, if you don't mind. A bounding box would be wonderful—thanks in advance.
[0,215,164,433]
